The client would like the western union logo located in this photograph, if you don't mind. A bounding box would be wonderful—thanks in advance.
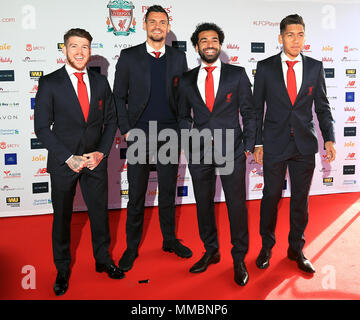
[6,197,20,203]
[323,177,333,183]
[121,190,128,195]
[57,43,64,50]
[346,69,356,75]
[30,71,43,78]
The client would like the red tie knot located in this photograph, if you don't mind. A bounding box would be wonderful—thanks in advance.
[152,51,161,59]
[204,66,216,74]
[74,72,85,82]
[286,60,298,69]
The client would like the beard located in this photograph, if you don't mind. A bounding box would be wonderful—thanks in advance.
[198,47,221,64]
[149,34,165,42]
[66,54,89,71]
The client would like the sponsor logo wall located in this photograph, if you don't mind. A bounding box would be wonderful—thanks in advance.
[1,0,359,217]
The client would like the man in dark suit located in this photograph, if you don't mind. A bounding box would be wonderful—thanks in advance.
[177,23,257,286]
[253,14,336,273]
[113,5,192,272]
[34,28,124,296]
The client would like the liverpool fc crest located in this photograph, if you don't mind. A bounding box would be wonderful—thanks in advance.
[106,0,136,36]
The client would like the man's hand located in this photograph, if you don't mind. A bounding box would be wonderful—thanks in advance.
[324,141,336,163]
[83,151,104,170]
[66,155,87,173]
[253,146,263,165]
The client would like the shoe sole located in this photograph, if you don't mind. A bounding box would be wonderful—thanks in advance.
[162,247,192,258]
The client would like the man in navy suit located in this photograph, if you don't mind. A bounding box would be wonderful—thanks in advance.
[177,23,257,286]
[113,5,192,272]
[253,14,336,273]
[34,28,124,296]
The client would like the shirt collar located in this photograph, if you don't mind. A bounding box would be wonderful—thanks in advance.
[65,63,88,76]
[146,42,166,57]
[200,58,221,70]
[281,51,302,63]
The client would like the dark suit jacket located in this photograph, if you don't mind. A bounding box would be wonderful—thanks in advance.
[113,42,188,135]
[34,66,117,176]
[177,62,257,161]
[253,52,335,155]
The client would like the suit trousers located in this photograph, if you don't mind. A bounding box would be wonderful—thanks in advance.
[189,154,249,262]
[50,167,112,272]
[260,138,315,252]
[125,137,179,250]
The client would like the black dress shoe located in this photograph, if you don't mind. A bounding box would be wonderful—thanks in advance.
[287,248,315,273]
[118,249,138,272]
[162,239,192,258]
[96,263,125,279]
[256,247,272,269]
[53,270,70,296]
[234,261,249,286]
[189,251,220,273]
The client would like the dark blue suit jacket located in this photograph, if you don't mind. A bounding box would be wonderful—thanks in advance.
[113,42,188,135]
[34,66,117,175]
[177,62,257,161]
[253,53,335,155]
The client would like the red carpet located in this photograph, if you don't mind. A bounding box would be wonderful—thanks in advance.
[0,192,360,300]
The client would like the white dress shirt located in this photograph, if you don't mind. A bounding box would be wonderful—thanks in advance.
[146,42,166,58]
[280,51,303,94]
[65,63,91,102]
[197,58,222,104]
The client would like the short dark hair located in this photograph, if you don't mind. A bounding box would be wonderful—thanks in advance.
[191,22,225,48]
[64,28,93,45]
[280,14,305,34]
[145,5,169,22]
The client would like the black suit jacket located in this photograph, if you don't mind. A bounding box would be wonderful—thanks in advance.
[34,66,117,176]
[113,42,188,135]
[177,62,257,160]
[253,52,335,155]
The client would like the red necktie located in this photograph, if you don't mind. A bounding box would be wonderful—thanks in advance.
[152,51,161,59]
[286,60,298,105]
[205,66,216,112]
[74,72,89,122]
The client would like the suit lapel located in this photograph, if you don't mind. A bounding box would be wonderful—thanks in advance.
[87,69,97,122]
[212,62,227,112]
[293,53,308,105]
[60,66,86,123]
[190,66,211,113]
[165,45,173,99]
[273,53,292,106]
[140,42,151,97]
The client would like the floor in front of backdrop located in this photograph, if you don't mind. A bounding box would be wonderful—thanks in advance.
[1,192,360,300]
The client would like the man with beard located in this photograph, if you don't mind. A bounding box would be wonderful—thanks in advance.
[176,23,256,286]
[113,5,192,273]
[34,28,124,296]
